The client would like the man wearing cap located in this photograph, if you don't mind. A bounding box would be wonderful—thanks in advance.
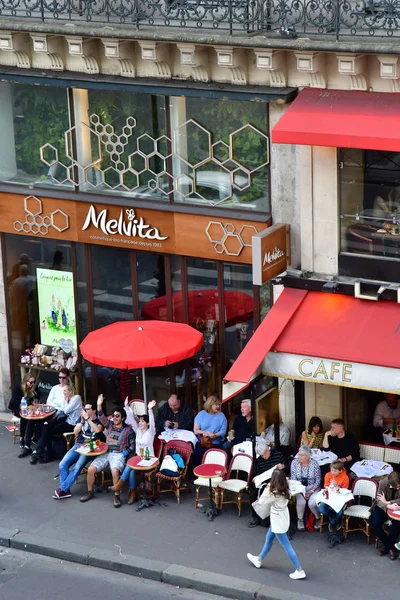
[248,439,288,528]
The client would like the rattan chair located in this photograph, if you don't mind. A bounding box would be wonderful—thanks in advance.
[343,477,378,544]
[359,442,385,462]
[194,448,228,508]
[383,446,400,465]
[218,453,253,516]
[156,440,193,504]
[11,416,20,444]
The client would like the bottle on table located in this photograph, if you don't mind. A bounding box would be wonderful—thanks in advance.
[145,446,150,460]
[20,398,27,416]
[89,435,95,452]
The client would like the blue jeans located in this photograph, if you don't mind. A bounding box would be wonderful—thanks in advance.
[120,464,136,489]
[59,444,91,492]
[318,502,344,525]
[259,528,301,570]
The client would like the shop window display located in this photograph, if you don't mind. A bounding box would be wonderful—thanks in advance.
[340,149,400,259]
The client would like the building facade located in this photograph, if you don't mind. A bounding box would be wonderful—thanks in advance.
[1,4,400,440]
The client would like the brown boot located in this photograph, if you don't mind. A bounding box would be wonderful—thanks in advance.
[128,489,136,505]
[109,479,124,493]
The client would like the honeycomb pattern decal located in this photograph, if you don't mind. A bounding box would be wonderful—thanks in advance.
[13,196,69,236]
[205,221,258,256]
[40,115,269,207]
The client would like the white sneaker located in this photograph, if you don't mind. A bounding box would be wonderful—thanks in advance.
[289,569,306,580]
[247,553,262,569]
[314,519,321,531]
[297,519,305,531]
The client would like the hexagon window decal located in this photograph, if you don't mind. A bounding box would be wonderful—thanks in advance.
[40,143,58,167]
[239,225,258,247]
[212,141,230,165]
[223,233,244,257]
[137,134,156,157]
[229,124,269,174]
[173,120,211,169]
[175,173,194,198]
[51,209,69,233]
[156,135,172,159]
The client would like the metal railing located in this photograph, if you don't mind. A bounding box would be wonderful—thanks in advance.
[1,0,400,38]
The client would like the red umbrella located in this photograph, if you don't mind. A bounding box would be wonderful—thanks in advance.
[80,320,204,406]
[141,289,253,327]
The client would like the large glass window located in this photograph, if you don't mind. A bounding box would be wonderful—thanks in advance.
[340,149,400,258]
[0,81,270,213]
[0,82,71,189]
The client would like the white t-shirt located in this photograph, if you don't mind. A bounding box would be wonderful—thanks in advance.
[47,384,66,411]
[126,407,155,456]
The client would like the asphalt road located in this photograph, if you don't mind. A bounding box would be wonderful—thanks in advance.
[0,548,226,600]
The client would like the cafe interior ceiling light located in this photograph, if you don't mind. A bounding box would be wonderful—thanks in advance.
[39,114,269,207]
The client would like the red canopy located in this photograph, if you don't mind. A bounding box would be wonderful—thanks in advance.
[141,289,253,327]
[272,88,400,152]
[80,320,204,370]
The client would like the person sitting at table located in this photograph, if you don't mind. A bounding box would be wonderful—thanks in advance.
[373,186,400,220]
[110,398,157,505]
[290,445,321,531]
[80,395,135,508]
[8,373,41,451]
[262,414,290,448]
[53,401,103,499]
[301,416,324,449]
[155,394,194,435]
[47,367,71,409]
[371,471,400,560]
[317,460,350,532]
[191,395,227,471]
[373,394,400,432]
[30,382,82,464]
[321,418,360,473]
[248,439,288,528]
[223,399,254,451]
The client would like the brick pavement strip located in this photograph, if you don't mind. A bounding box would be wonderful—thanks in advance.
[0,530,327,600]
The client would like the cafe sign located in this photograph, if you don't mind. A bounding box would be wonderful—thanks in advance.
[262,352,400,394]
[82,205,168,241]
[252,224,290,285]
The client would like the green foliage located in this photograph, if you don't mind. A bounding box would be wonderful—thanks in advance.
[13,84,69,176]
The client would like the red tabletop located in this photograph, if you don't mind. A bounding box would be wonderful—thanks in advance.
[20,406,56,420]
[128,455,159,471]
[193,463,225,479]
[388,507,400,521]
[76,441,108,457]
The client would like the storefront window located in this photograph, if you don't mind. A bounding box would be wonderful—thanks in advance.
[340,148,400,258]
[223,263,254,366]
[0,82,71,189]
[4,234,73,397]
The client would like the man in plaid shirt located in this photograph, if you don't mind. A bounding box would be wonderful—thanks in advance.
[80,394,135,508]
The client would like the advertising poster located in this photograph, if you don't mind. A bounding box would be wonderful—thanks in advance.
[36,268,77,350]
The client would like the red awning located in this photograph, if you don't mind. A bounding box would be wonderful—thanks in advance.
[223,289,400,400]
[272,88,400,152]
[222,288,307,401]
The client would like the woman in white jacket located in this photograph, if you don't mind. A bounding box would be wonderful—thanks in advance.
[247,469,306,580]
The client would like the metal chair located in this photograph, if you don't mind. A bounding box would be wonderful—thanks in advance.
[343,477,378,544]
[218,453,253,516]
[11,416,20,444]
[156,440,193,504]
[359,442,385,461]
[194,448,228,508]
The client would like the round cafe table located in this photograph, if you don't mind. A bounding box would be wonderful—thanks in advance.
[76,441,108,457]
[388,507,400,521]
[127,455,160,512]
[193,463,226,522]
[20,405,56,421]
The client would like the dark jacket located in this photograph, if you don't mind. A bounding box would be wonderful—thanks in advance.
[375,476,400,513]
[8,384,41,416]
[156,403,194,434]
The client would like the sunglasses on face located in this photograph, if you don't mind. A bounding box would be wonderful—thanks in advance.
[113,414,122,418]
[28,380,35,385]
[59,376,67,380]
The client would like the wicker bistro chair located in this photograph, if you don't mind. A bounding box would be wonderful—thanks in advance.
[194,448,228,509]
[343,477,378,544]
[383,446,400,465]
[359,442,385,462]
[218,453,253,516]
[156,440,193,504]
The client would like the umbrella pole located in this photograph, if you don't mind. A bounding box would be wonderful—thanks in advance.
[142,368,148,412]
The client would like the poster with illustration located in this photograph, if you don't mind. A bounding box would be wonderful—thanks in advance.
[37,268,77,350]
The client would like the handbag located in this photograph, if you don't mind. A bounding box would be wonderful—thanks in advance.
[160,454,179,477]
[252,485,272,521]
[199,435,213,448]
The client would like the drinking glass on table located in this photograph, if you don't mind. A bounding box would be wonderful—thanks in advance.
[140,447,144,458]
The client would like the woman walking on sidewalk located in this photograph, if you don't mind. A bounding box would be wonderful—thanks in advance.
[247,469,306,580]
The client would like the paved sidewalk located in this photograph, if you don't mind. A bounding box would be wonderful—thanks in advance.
[0,425,396,600]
